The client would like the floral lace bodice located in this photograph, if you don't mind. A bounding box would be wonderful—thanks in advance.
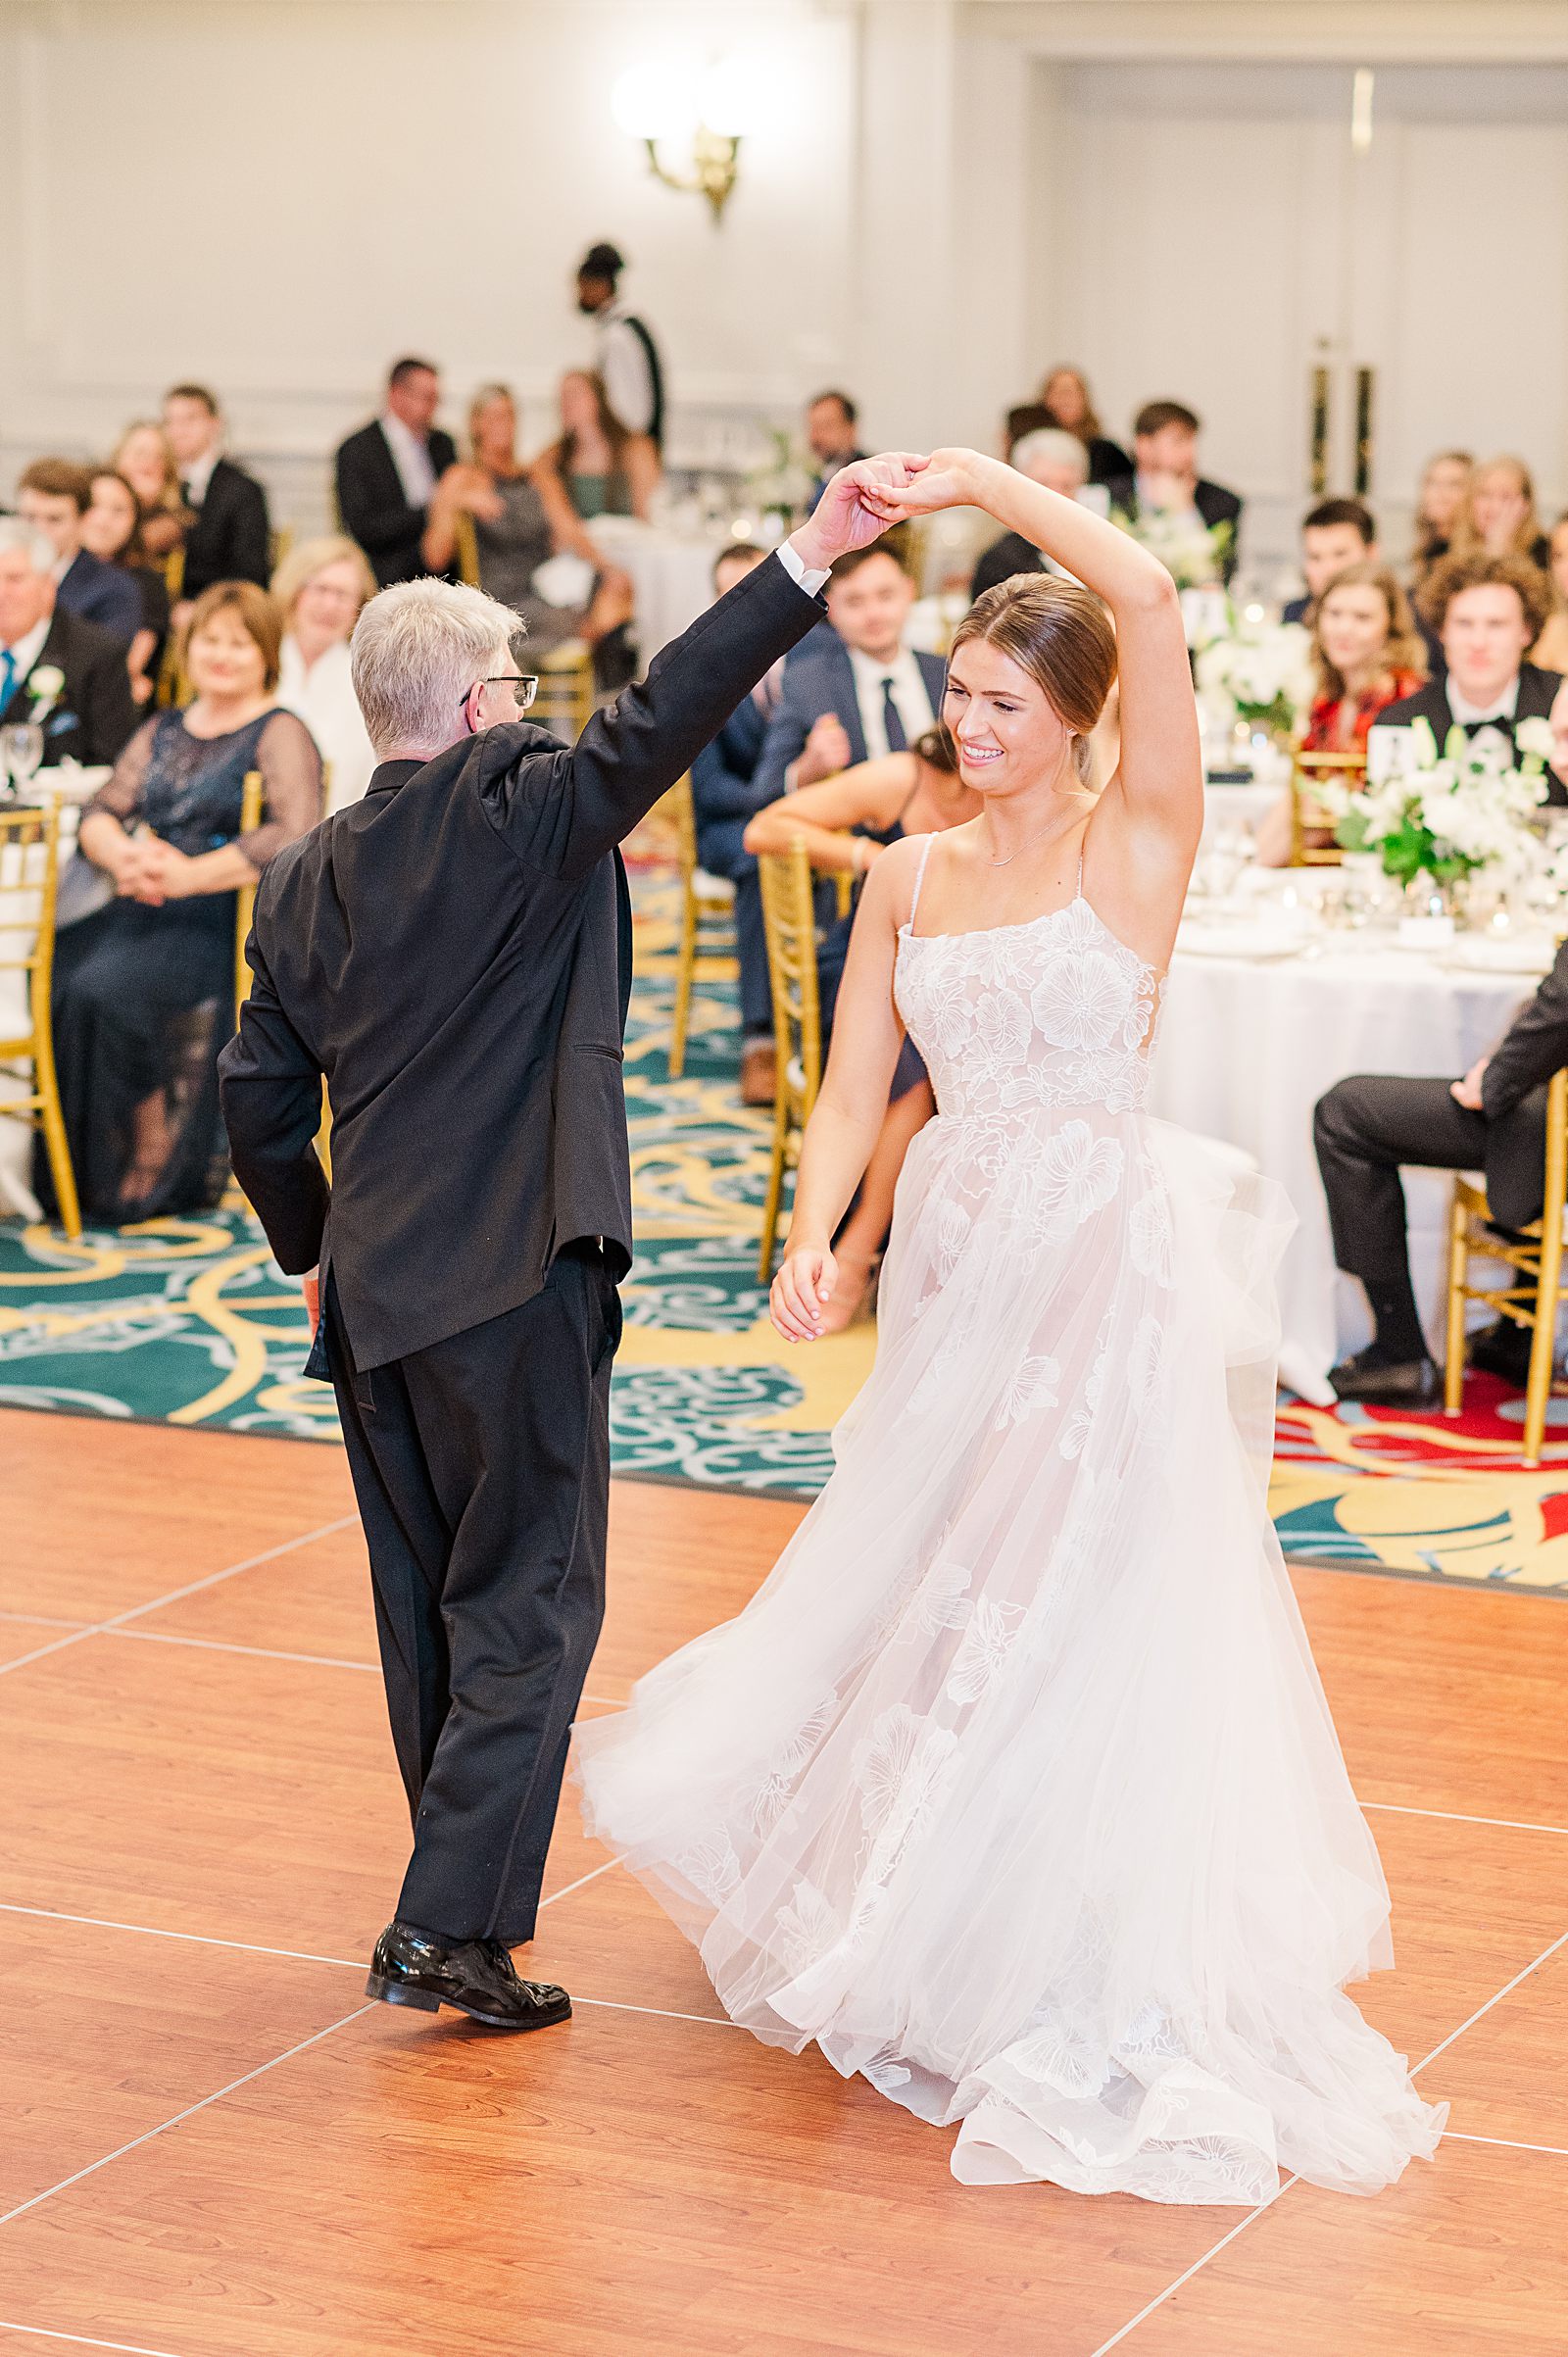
[896,887,1164,1123]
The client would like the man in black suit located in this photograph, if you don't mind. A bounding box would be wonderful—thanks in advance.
[970,428,1090,601]
[334,358,459,589]
[1281,497,1378,627]
[1368,550,1567,806]
[219,457,906,2031]
[1102,400,1243,585]
[16,459,143,643]
[805,390,867,515]
[0,522,138,766]
[688,545,780,1100]
[1316,908,1568,1403]
[163,384,271,600]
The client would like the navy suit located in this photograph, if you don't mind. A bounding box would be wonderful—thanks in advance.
[753,635,948,809]
[1282,594,1309,627]
[690,691,771,1033]
[56,549,143,646]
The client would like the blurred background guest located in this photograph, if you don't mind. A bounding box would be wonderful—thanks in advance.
[112,422,189,563]
[574,240,665,449]
[531,369,661,524]
[805,391,866,513]
[272,534,377,812]
[1532,512,1568,673]
[162,384,271,601]
[1256,562,1426,864]
[1006,366,1130,485]
[17,460,143,644]
[49,580,322,1224]
[1373,550,1565,801]
[970,430,1090,598]
[688,544,777,1098]
[1455,454,1551,574]
[335,358,458,588]
[1409,449,1473,591]
[80,466,172,706]
[0,519,138,765]
[1102,400,1243,581]
[421,384,636,690]
[1281,497,1379,625]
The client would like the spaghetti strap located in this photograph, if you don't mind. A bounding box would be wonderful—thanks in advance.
[907,832,937,931]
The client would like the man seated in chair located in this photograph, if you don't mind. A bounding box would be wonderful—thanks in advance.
[688,542,776,1105]
[1315,849,1568,1405]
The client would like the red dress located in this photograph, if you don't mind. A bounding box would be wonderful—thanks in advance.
[1300,667,1424,757]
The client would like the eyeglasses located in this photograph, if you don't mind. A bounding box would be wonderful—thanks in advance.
[467,673,538,712]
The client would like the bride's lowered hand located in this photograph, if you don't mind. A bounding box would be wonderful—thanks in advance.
[771,1243,839,1344]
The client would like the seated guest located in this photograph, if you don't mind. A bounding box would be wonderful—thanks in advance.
[272,535,378,812]
[1006,367,1130,486]
[743,727,981,1328]
[334,358,458,589]
[1409,449,1473,588]
[752,539,948,809]
[0,519,138,765]
[17,460,143,644]
[162,384,271,600]
[970,430,1089,599]
[1455,454,1552,575]
[805,391,867,514]
[1102,400,1243,583]
[1256,562,1425,865]
[687,544,777,1103]
[47,581,322,1224]
[1315,945,1568,1401]
[531,369,661,524]
[1532,512,1568,674]
[1371,551,1565,805]
[80,467,172,706]
[1281,497,1378,626]
[112,422,188,563]
[421,384,635,689]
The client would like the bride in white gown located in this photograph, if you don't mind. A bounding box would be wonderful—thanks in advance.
[575,449,1446,2202]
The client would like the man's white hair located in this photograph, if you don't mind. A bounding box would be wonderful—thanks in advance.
[350,576,524,759]
[0,517,57,574]
[1009,428,1090,486]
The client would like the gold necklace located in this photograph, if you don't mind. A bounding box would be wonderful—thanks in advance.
[985,795,1092,868]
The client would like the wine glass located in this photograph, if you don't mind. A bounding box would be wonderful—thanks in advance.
[1,722,44,801]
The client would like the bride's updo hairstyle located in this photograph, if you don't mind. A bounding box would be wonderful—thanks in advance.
[950,576,1118,786]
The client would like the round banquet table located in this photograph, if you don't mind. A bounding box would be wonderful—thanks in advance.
[584,516,730,664]
[1149,917,1547,1401]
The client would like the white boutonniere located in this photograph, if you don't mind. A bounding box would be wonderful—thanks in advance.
[27,664,66,719]
[1515,714,1557,765]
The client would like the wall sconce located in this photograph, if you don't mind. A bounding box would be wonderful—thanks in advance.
[611,59,760,224]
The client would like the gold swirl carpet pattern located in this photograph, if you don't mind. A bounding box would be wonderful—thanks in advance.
[1,872,1564,1592]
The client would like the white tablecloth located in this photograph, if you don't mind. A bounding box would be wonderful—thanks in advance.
[585,517,729,664]
[1149,930,1541,1399]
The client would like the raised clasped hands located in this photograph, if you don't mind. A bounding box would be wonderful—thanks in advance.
[770,1240,838,1344]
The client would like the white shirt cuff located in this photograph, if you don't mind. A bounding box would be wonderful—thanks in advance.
[775,541,830,599]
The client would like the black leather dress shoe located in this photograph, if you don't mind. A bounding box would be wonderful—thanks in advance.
[1467,1320,1537,1386]
[366,1922,571,2031]
[1328,1350,1441,1406]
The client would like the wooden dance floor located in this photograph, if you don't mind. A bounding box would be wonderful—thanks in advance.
[2,1407,1566,2355]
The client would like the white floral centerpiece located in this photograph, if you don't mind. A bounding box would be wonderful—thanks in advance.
[1112,502,1233,590]
[1194,610,1315,739]
[1321,716,1552,893]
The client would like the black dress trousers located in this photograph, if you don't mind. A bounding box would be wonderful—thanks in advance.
[324,1241,621,1947]
[1313,1075,1489,1288]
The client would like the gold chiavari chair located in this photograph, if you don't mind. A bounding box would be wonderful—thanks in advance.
[453,509,481,588]
[1289,747,1362,866]
[157,544,187,708]
[0,801,81,1238]
[533,643,595,744]
[666,771,735,1080]
[1444,1066,1568,1465]
[269,525,295,571]
[757,839,825,1283]
[234,769,265,1010]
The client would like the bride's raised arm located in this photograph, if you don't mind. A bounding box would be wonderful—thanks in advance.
[873,450,1202,858]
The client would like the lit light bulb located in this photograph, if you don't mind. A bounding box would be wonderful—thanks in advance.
[700,58,762,137]
[611,62,698,142]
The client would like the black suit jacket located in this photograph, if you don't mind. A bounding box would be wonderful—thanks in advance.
[0,606,138,766]
[1102,473,1244,583]
[753,637,949,806]
[334,419,460,588]
[219,553,824,1370]
[970,531,1079,604]
[1479,940,1568,1227]
[56,548,144,644]
[181,458,271,598]
[1374,665,1567,807]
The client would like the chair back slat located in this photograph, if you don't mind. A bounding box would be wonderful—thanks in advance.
[1289,745,1363,866]
[759,841,824,1112]
[453,510,481,587]
[533,644,595,743]
[234,769,265,1010]
[0,800,81,1233]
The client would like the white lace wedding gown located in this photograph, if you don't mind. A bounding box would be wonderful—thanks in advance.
[575,840,1446,2202]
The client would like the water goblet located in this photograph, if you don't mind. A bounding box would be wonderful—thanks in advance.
[0,722,44,802]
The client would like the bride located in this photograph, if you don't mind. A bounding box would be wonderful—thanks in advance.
[575,448,1445,2202]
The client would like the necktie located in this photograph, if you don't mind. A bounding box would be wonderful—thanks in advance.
[880,676,907,755]
[0,648,16,714]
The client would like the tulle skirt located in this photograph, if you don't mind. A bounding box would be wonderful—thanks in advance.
[574,1105,1446,2201]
